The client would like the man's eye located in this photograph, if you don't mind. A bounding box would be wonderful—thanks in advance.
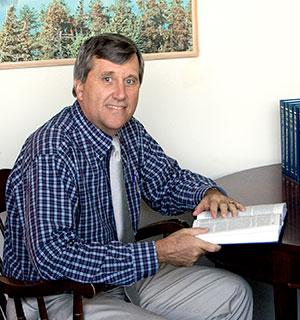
[125,79,135,85]
[104,77,112,83]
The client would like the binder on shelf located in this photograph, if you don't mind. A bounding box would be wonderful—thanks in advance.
[280,98,300,181]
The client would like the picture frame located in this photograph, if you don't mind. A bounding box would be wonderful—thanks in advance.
[0,0,198,70]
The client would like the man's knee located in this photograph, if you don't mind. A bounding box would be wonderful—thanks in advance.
[225,272,253,319]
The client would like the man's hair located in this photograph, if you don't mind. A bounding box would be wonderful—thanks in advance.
[72,33,144,97]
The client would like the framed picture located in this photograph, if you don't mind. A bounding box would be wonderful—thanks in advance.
[0,0,198,70]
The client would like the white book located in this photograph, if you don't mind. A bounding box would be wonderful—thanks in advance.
[193,203,287,245]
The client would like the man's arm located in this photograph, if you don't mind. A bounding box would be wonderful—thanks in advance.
[139,129,220,215]
[19,154,158,285]
[139,126,244,218]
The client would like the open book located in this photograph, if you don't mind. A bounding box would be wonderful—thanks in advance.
[193,203,287,245]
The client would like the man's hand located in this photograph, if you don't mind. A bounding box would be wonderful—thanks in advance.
[155,228,221,267]
[192,188,246,219]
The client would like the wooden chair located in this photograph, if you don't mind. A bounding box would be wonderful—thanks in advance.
[0,169,189,320]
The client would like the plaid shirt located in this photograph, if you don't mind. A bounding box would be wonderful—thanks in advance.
[3,101,218,286]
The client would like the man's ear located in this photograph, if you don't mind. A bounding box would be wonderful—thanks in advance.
[74,79,84,101]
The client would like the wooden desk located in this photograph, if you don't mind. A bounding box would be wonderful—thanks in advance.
[207,164,300,320]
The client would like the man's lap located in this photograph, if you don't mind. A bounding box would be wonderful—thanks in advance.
[137,263,253,320]
[6,291,164,320]
[6,264,253,320]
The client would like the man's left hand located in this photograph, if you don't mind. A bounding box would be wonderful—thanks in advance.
[192,188,246,219]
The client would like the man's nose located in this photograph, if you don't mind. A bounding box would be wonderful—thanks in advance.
[112,82,126,100]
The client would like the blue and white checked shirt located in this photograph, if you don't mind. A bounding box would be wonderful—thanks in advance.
[3,101,218,287]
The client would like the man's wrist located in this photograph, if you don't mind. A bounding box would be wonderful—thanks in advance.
[204,187,219,196]
[155,239,167,264]
[204,186,227,197]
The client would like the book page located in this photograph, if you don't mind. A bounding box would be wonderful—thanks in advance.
[196,203,287,220]
[193,214,281,232]
[243,203,286,217]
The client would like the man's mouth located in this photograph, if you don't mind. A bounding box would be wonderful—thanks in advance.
[107,105,126,110]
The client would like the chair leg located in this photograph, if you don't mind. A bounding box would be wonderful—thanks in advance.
[73,292,84,320]
[13,297,26,320]
[36,296,49,320]
[0,293,6,316]
[0,307,6,320]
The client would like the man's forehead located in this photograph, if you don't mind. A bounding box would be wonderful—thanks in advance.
[93,55,138,67]
[91,56,139,75]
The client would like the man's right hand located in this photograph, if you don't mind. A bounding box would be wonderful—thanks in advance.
[155,228,221,267]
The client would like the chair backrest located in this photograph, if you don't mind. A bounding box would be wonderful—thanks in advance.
[0,170,10,260]
[0,169,10,214]
[0,169,11,320]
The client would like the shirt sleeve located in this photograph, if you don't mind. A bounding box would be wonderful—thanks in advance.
[24,154,158,285]
[139,129,222,215]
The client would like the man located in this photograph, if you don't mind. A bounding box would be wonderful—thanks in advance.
[3,33,253,319]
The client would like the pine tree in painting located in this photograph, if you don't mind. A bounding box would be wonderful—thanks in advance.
[39,0,73,59]
[88,0,109,36]
[0,6,22,62]
[105,0,137,42]
[136,0,169,53]
[19,5,38,61]
[167,0,191,52]
[73,0,90,36]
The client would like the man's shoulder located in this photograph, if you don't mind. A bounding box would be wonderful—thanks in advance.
[23,105,76,156]
[122,117,148,137]
[8,105,76,190]
[121,117,163,152]
[127,117,144,129]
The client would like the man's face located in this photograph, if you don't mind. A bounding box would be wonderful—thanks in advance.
[74,55,140,136]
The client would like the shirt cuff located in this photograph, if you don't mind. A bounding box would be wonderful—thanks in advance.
[131,241,159,283]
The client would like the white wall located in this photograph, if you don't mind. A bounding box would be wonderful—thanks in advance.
[1,0,300,180]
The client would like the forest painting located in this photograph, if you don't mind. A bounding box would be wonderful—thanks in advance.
[0,0,198,69]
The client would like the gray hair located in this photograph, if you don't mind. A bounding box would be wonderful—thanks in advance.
[72,33,144,97]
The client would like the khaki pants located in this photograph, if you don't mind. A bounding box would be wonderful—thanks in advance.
[7,264,253,320]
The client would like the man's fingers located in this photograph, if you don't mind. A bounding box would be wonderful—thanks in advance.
[227,200,245,217]
[236,202,246,212]
[189,227,209,235]
[209,200,219,218]
[192,203,205,216]
[189,228,221,252]
[219,200,230,217]
[192,201,210,216]
[228,202,238,217]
